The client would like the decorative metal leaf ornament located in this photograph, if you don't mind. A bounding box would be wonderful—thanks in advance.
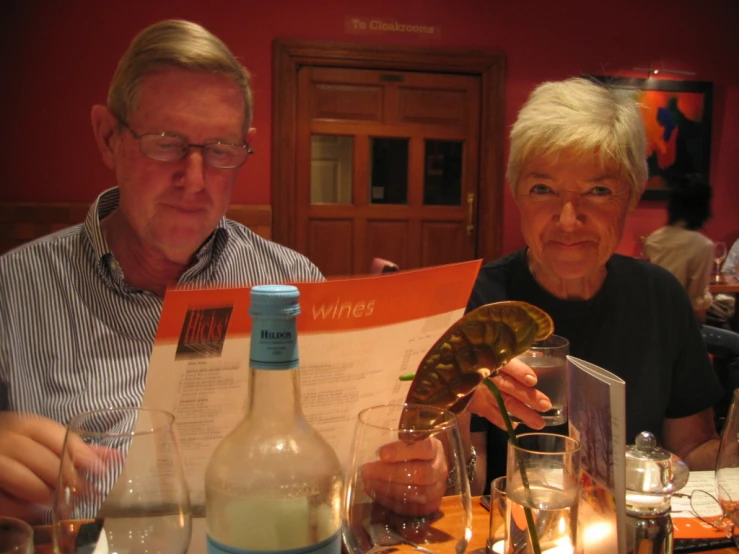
[401,301,554,428]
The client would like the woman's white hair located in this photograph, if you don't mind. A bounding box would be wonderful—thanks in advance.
[507,77,648,205]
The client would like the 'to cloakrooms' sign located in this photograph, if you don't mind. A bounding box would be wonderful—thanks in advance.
[345,16,441,38]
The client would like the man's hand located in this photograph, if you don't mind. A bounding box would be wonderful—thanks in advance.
[361,437,447,517]
[0,413,92,522]
[468,357,552,430]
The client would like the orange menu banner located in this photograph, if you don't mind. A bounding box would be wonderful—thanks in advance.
[155,260,482,342]
[142,260,482,508]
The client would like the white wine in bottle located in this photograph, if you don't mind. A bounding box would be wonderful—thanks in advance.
[205,284,343,554]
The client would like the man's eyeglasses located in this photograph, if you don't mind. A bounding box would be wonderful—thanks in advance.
[118,118,253,169]
[672,489,739,544]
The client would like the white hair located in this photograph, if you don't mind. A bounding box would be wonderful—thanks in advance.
[507,77,648,205]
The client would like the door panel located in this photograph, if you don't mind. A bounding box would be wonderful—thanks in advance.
[308,219,353,276]
[310,120,468,139]
[312,84,384,121]
[397,88,471,126]
[366,219,411,270]
[298,66,481,276]
[421,221,469,267]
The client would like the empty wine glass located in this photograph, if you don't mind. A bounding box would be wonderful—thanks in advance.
[714,242,728,282]
[343,403,472,554]
[52,407,192,554]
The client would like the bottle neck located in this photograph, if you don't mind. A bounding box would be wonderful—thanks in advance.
[248,315,302,420]
[250,369,302,419]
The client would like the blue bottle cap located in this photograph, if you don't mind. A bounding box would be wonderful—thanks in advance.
[250,285,301,318]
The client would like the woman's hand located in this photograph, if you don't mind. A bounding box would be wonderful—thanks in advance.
[469,357,552,430]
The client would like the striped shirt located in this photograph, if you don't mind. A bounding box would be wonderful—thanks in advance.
[0,187,323,423]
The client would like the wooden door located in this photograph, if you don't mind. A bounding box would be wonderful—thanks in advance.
[295,66,481,276]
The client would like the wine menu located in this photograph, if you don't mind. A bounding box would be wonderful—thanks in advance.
[140,260,482,509]
[567,356,627,554]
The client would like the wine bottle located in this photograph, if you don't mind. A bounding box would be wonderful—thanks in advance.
[205,284,343,554]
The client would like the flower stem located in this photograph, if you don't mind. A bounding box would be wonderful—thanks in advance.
[482,378,542,554]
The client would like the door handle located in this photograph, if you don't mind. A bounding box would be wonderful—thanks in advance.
[466,193,476,236]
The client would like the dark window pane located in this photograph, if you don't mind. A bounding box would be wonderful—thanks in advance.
[424,140,463,206]
[369,138,408,205]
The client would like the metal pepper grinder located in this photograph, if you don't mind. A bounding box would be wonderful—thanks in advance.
[624,431,689,554]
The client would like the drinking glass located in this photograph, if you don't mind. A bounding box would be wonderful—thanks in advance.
[715,388,739,540]
[487,477,508,554]
[343,403,472,554]
[0,516,33,554]
[506,433,582,553]
[714,242,728,281]
[52,407,192,554]
[510,335,570,426]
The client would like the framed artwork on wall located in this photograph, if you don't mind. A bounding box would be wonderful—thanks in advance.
[589,76,713,201]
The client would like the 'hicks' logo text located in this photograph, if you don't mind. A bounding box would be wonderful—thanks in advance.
[176,305,233,359]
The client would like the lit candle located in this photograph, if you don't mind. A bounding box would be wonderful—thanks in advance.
[487,539,505,554]
[541,537,574,554]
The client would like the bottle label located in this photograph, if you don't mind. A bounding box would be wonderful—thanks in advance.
[250,318,298,370]
[207,531,341,554]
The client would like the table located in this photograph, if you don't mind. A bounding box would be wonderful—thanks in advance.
[709,274,739,295]
[33,497,736,553]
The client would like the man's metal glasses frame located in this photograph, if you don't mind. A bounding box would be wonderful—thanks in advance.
[118,118,253,169]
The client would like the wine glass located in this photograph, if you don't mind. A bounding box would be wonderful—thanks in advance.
[714,242,728,282]
[715,388,739,543]
[52,407,192,554]
[0,516,33,554]
[343,403,472,554]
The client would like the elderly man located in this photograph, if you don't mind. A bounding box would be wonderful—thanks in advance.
[0,19,546,522]
[467,77,723,488]
[0,19,322,522]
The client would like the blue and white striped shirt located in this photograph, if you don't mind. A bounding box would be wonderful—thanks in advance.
[0,188,323,423]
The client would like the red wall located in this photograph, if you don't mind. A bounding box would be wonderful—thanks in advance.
[2,0,738,256]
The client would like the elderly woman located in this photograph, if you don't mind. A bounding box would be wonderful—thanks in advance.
[467,77,723,487]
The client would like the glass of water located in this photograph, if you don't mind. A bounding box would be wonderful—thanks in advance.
[511,335,570,426]
[487,476,508,554]
[506,433,582,553]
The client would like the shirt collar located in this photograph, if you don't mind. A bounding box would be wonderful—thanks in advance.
[84,187,118,261]
[83,187,231,288]
[181,219,230,281]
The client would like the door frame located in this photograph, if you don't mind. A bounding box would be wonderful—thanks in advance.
[272,39,506,263]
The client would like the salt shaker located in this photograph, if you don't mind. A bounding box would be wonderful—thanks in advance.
[624,431,688,554]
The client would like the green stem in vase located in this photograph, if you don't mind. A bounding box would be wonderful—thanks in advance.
[482,378,542,554]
